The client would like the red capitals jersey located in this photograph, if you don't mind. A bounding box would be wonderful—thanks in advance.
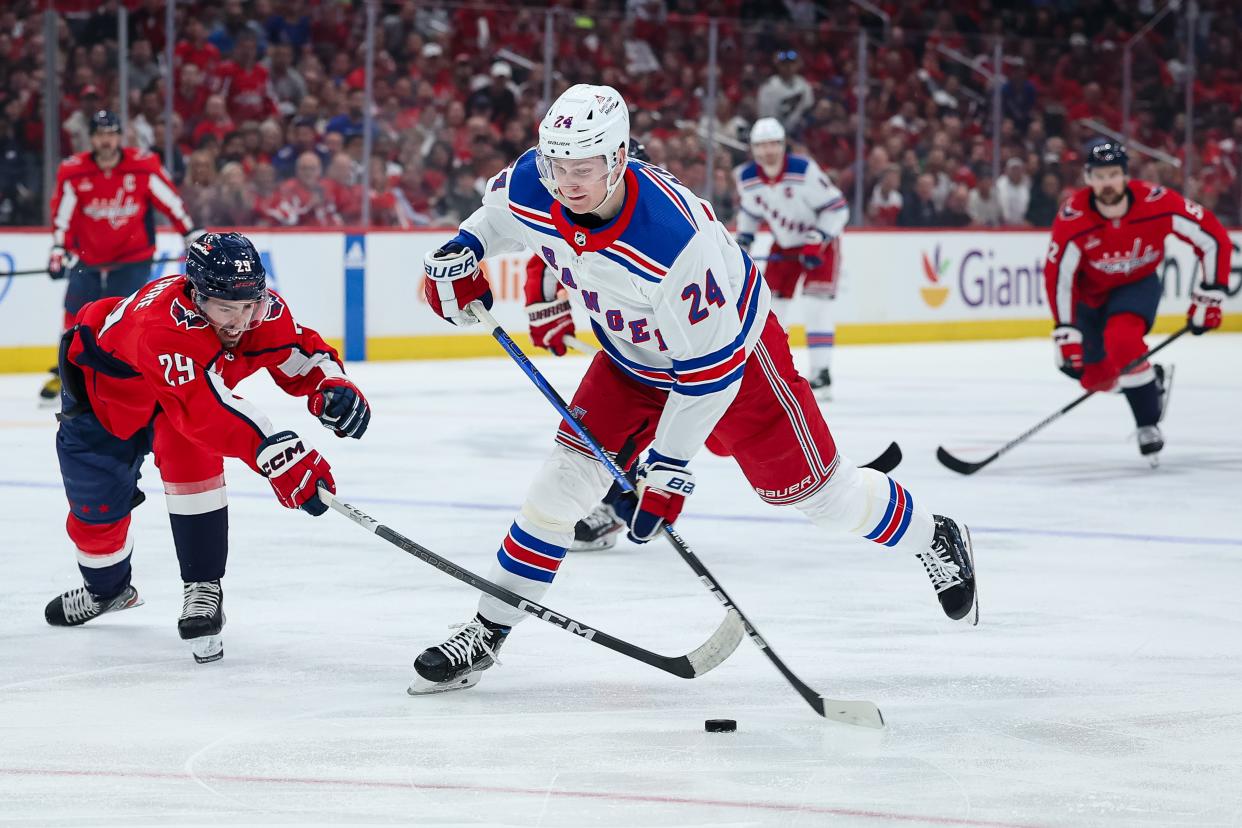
[67,275,346,474]
[216,61,278,124]
[51,148,195,267]
[1044,180,1232,325]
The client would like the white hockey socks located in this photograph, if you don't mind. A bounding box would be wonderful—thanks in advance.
[796,461,934,552]
[804,294,835,376]
[478,446,613,627]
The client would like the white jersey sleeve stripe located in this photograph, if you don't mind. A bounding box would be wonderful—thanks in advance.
[1056,240,1082,324]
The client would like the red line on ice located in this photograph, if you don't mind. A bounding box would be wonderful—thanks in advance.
[0,766,1043,827]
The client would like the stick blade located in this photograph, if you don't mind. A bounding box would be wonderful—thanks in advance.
[816,697,886,729]
[936,446,988,476]
[862,441,902,474]
[686,609,745,677]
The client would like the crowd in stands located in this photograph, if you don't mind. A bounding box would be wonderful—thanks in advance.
[1,0,1239,229]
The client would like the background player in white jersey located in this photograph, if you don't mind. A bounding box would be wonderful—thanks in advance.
[414,84,977,695]
[735,117,849,395]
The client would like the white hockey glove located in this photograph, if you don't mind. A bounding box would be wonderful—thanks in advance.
[48,246,79,280]
[1187,282,1226,335]
[423,242,492,327]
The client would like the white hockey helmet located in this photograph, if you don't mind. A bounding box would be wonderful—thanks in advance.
[537,84,630,207]
[749,117,786,145]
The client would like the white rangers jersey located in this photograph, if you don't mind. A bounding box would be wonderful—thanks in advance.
[734,154,849,248]
[456,149,771,462]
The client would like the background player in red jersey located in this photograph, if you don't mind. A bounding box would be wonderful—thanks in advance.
[1044,140,1230,462]
[44,232,371,664]
[42,110,204,402]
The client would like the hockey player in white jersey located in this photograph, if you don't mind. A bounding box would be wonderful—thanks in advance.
[735,117,848,395]
[414,84,977,694]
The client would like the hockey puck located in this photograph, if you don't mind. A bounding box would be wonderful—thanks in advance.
[704,719,737,733]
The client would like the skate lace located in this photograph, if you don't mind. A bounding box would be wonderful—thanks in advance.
[438,620,502,668]
[182,581,222,619]
[918,537,963,594]
[62,587,100,624]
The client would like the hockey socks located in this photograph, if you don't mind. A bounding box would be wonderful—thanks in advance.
[479,517,571,627]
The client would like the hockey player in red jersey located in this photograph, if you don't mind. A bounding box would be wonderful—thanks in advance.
[1044,140,1230,461]
[412,84,978,695]
[42,110,204,401]
[44,232,370,663]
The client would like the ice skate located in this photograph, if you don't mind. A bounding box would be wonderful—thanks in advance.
[179,580,225,664]
[39,366,61,406]
[1137,425,1163,467]
[409,615,509,695]
[45,584,143,627]
[809,367,832,398]
[571,502,624,552]
[915,516,978,625]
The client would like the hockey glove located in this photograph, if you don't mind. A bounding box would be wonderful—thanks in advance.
[423,241,492,326]
[255,430,335,516]
[1052,325,1084,379]
[308,378,371,439]
[735,232,754,252]
[1187,282,1225,335]
[799,230,829,270]
[48,246,78,280]
[613,452,695,544]
[528,297,574,356]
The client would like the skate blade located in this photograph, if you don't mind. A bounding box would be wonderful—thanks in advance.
[569,534,621,552]
[190,635,224,664]
[962,524,979,627]
[407,670,483,696]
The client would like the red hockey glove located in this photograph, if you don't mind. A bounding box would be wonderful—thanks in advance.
[308,378,371,439]
[48,246,78,280]
[423,242,492,326]
[798,230,829,270]
[608,452,695,544]
[528,297,574,356]
[1052,325,1084,379]
[1187,282,1225,335]
[255,430,334,516]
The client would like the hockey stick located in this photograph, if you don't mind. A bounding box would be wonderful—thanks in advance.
[470,301,884,728]
[936,325,1191,475]
[563,335,901,474]
[319,486,744,679]
[1,255,186,278]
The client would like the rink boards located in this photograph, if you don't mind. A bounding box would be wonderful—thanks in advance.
[1,227,1239,371]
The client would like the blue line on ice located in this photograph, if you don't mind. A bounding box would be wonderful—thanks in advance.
[4,477,1237,549]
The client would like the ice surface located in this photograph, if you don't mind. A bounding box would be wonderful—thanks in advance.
[3,335,1241,827]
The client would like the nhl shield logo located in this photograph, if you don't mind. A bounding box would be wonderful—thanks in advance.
[574,230,586,247]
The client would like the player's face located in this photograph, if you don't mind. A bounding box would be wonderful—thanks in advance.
[1086,165,1128,206]
[197,293,271,347]
[547,156,612,211]
[90,130,121,160]
[752,139,785,170]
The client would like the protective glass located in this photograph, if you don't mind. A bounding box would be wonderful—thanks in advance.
[195,291,272,335]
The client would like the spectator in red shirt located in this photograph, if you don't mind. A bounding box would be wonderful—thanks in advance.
[176,18,221,76]
[216,32,278,125]
[267,151,339,227]
[174,63,211,129]
[191,95,236,149]
[323,153,362,224]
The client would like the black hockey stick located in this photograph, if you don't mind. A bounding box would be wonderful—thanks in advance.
[318,486,744,679]
[2,254,186,278]
[470,302,884,728]
[936,325,1191,475]
[562,336,902,475]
